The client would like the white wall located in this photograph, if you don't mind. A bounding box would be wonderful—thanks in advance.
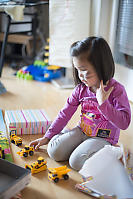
[49,0,91,68]
[89,0,119,52]
[49,0,133,101]
[115,64,133,102]
[90,0,133,102]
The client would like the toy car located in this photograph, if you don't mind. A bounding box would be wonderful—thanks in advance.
[10,127,22,146]
[25,157,47,174]
[17,145,34,157]
[48,165,71,183]
[0,144,5,159]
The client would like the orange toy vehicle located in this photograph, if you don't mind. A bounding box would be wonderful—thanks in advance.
[10,127,22,146]
[48,165,71,183]
[17,145,34,157]
[25,157,47,174]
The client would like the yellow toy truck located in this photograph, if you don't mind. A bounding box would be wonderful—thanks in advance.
[17,145,34,157]
[48,165,71,183]
[0,144,5,159]
[10,127,22,146]
[25,157,47,174]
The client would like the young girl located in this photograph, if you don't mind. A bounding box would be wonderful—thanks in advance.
[30,37,131,171]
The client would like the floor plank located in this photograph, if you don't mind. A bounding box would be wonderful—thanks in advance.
[0,65,133,199]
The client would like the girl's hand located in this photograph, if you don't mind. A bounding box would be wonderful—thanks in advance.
[96,80,114,105]
[29,137,50,150]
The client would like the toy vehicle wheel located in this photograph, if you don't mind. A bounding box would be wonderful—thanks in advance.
[29,151,34,156]
[25,166,31,171]
[23,152,28,157]
[11,140,15,144]
[54,178,59,183]
[16,143,22,146]
[63,174,69,180]
[2,150,5,159]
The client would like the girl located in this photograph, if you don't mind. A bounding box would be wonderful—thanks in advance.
[30,37,131,171]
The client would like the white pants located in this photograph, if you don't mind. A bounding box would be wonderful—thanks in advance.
[47,126,110,171]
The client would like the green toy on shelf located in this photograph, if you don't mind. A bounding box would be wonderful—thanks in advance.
[16,68,33,80]
[34,60,47,67]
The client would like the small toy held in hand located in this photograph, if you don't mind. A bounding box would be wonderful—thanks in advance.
[10,127,22,146]
[48,165,71,183]
[17,145,34,157]
[25,157,47,174]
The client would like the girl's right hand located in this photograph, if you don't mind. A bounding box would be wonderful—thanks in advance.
[96,80,114,105]
[29,137,50,150]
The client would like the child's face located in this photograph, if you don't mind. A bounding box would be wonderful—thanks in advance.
[73,57,100,89]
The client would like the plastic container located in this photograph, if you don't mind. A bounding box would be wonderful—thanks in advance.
[0,158,31,199]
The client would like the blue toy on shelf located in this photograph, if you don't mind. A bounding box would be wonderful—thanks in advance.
[16,63,62,82]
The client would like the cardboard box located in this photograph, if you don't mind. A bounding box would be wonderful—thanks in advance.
[5,109,52,135]
[0,158,31,199]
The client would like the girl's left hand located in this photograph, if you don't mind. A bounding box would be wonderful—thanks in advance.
[96,80,114,105]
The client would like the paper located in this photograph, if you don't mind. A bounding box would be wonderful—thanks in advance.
[78,145,133,199]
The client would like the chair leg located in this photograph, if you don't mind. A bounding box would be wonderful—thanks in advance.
[0,15,11,77]
[26,40,32,56]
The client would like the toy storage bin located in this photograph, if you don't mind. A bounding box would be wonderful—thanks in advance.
[0,158,31,199]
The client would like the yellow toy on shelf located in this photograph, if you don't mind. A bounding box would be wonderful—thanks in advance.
[25,157,47,174]
[48,165,71,183]
[44,37,49,64]
[17,145,34,157]
[47,65,61,70]
[44,52,49,57]
[45,45,49,50]
[10,127,22,146]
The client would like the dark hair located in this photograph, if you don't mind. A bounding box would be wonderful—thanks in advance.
[70,37,115,85]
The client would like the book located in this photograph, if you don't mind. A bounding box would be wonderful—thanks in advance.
[75,182,116,199]
[0,109,13,162]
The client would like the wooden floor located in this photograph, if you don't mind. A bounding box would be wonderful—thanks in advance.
[0,66,133,199]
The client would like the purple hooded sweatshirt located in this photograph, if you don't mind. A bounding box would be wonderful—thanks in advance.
[45,79,131,145]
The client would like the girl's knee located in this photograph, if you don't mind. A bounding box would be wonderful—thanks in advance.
[47,136,65,161]
[69,149,91,171]
[69,153,84,171]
